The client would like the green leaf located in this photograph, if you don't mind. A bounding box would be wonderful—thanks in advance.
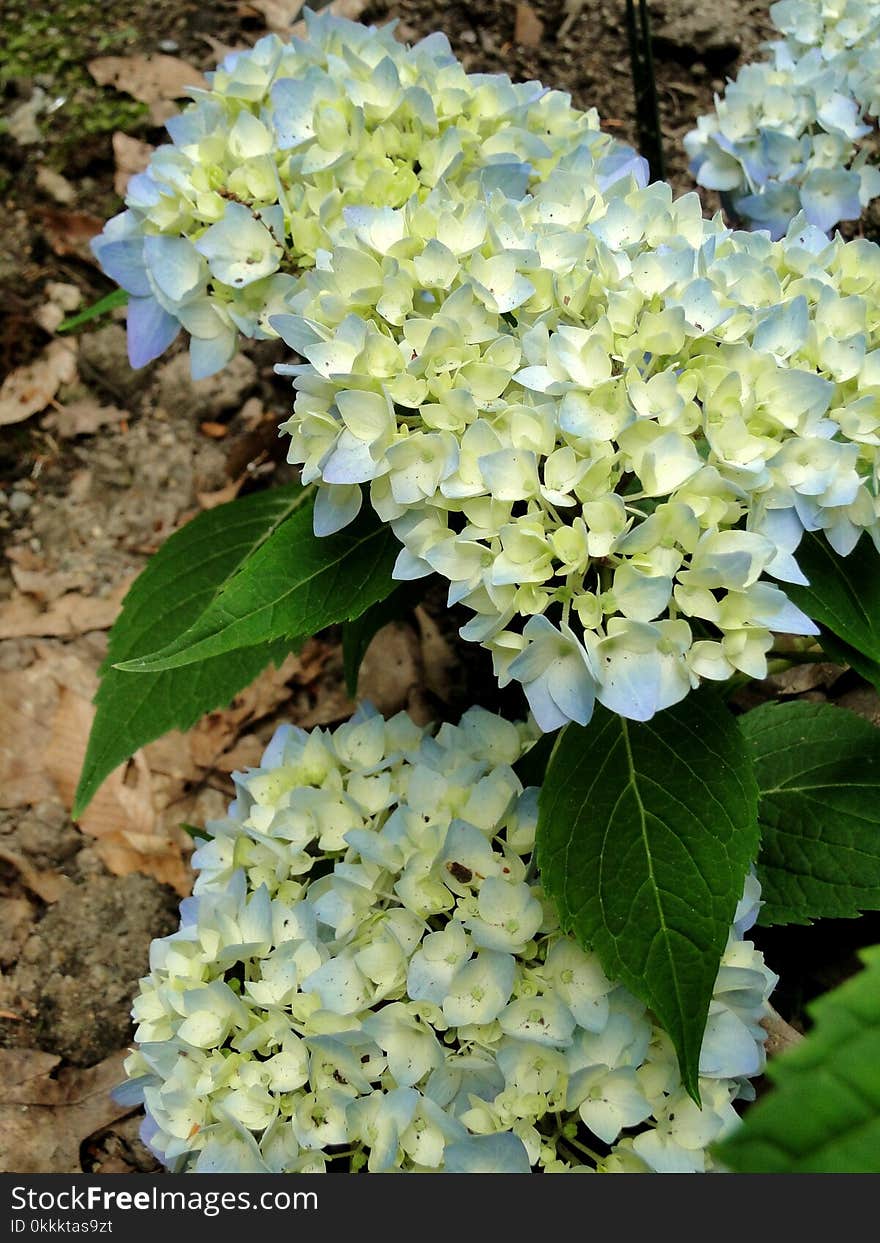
[536,691,759,1100]
[788,532,880,667]
[57,288,128,333]
[342,580,428,697]
[73,485,311,817]
[716,944,880,1172]
[741,700,880,926]
[115,504,398,674]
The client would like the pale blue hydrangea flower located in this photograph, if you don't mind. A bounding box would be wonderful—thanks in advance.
[91,9,641,376]
[277,181,880,729]
[124,706,777,1173]
[686,2,880,237]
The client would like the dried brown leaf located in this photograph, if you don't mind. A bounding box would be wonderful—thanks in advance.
[0,846,70,904]
[200,34,244,62]
[38,208,105,261]
[35,166,76,206]
[514,2,544,46]
[46,686,191,894]
[31,643,102,701]
[0,896,37,967]
[0,580,130,640]
[761,1005,805,1058]
[414,606,456,703]
[187,652,299,767]
[357,621,422,717]
[9,565,89,602]
[88,54,208,125]
[211,733,265,772]
[1,1049,61,1088]
[764,661,844,695]
[111,132,154,197]
[295,685,354,729]
[7,89,46,145]
[245,0,306,35]
[0,665,59,808]
[0,340,77,427]
[197,472,247,510]
[142,731,199,784]
[0,1050,131,1174]
[43,398,127,438]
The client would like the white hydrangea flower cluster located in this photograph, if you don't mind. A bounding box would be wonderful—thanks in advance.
[685,0,880,238]
[90,9,642,377]
[122,706,776,1174]
[772,0,880,113]
[274,175,880,727]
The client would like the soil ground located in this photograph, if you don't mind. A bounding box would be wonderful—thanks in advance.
[1,0,879,1174]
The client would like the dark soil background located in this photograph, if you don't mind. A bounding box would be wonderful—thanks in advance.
[1,0,878,1174]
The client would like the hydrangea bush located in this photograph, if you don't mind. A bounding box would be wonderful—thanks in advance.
[78,11,880,1176]
[123,707,776,1174]
[685,0,880,237]
[90,11,880,733]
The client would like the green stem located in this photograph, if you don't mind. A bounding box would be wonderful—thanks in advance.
[560,1135,604,1165]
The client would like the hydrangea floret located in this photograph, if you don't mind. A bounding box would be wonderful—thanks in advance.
[771,0,880,114]
[685,0,880,238]
[274,175,880,727]
[122,706,776,1174]
[90,10,642,377]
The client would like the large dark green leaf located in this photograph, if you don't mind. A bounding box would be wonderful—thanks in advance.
[742,701,880,925]
[74,485,311,816]
[716,945,880,1172]
[788,533,880,675]
[115,504,397,673]
[536,691,759,1100]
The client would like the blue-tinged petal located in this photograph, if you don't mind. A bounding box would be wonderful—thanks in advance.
[823,520,863,557]
[92,239,152,297]
[734,183,802,240]
[268,314,327,356]
[126,295,180,369]
[800,169,862,234]
[478,161,532,198]
[692,145,744,192]
[271,73,323,149]
[91,213,151,297]
[313,484,362,536]
[189,329,237,380]
[392,547,433,580]
[597,145,649,190]
[194,202,282,288]
[143,235,206,304]
[124,173,163,210]
[521,676,569,733]
[323,430,381,485]
[444,1131,531,1173]
[816,92,870,142]
[753,295,809,358]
